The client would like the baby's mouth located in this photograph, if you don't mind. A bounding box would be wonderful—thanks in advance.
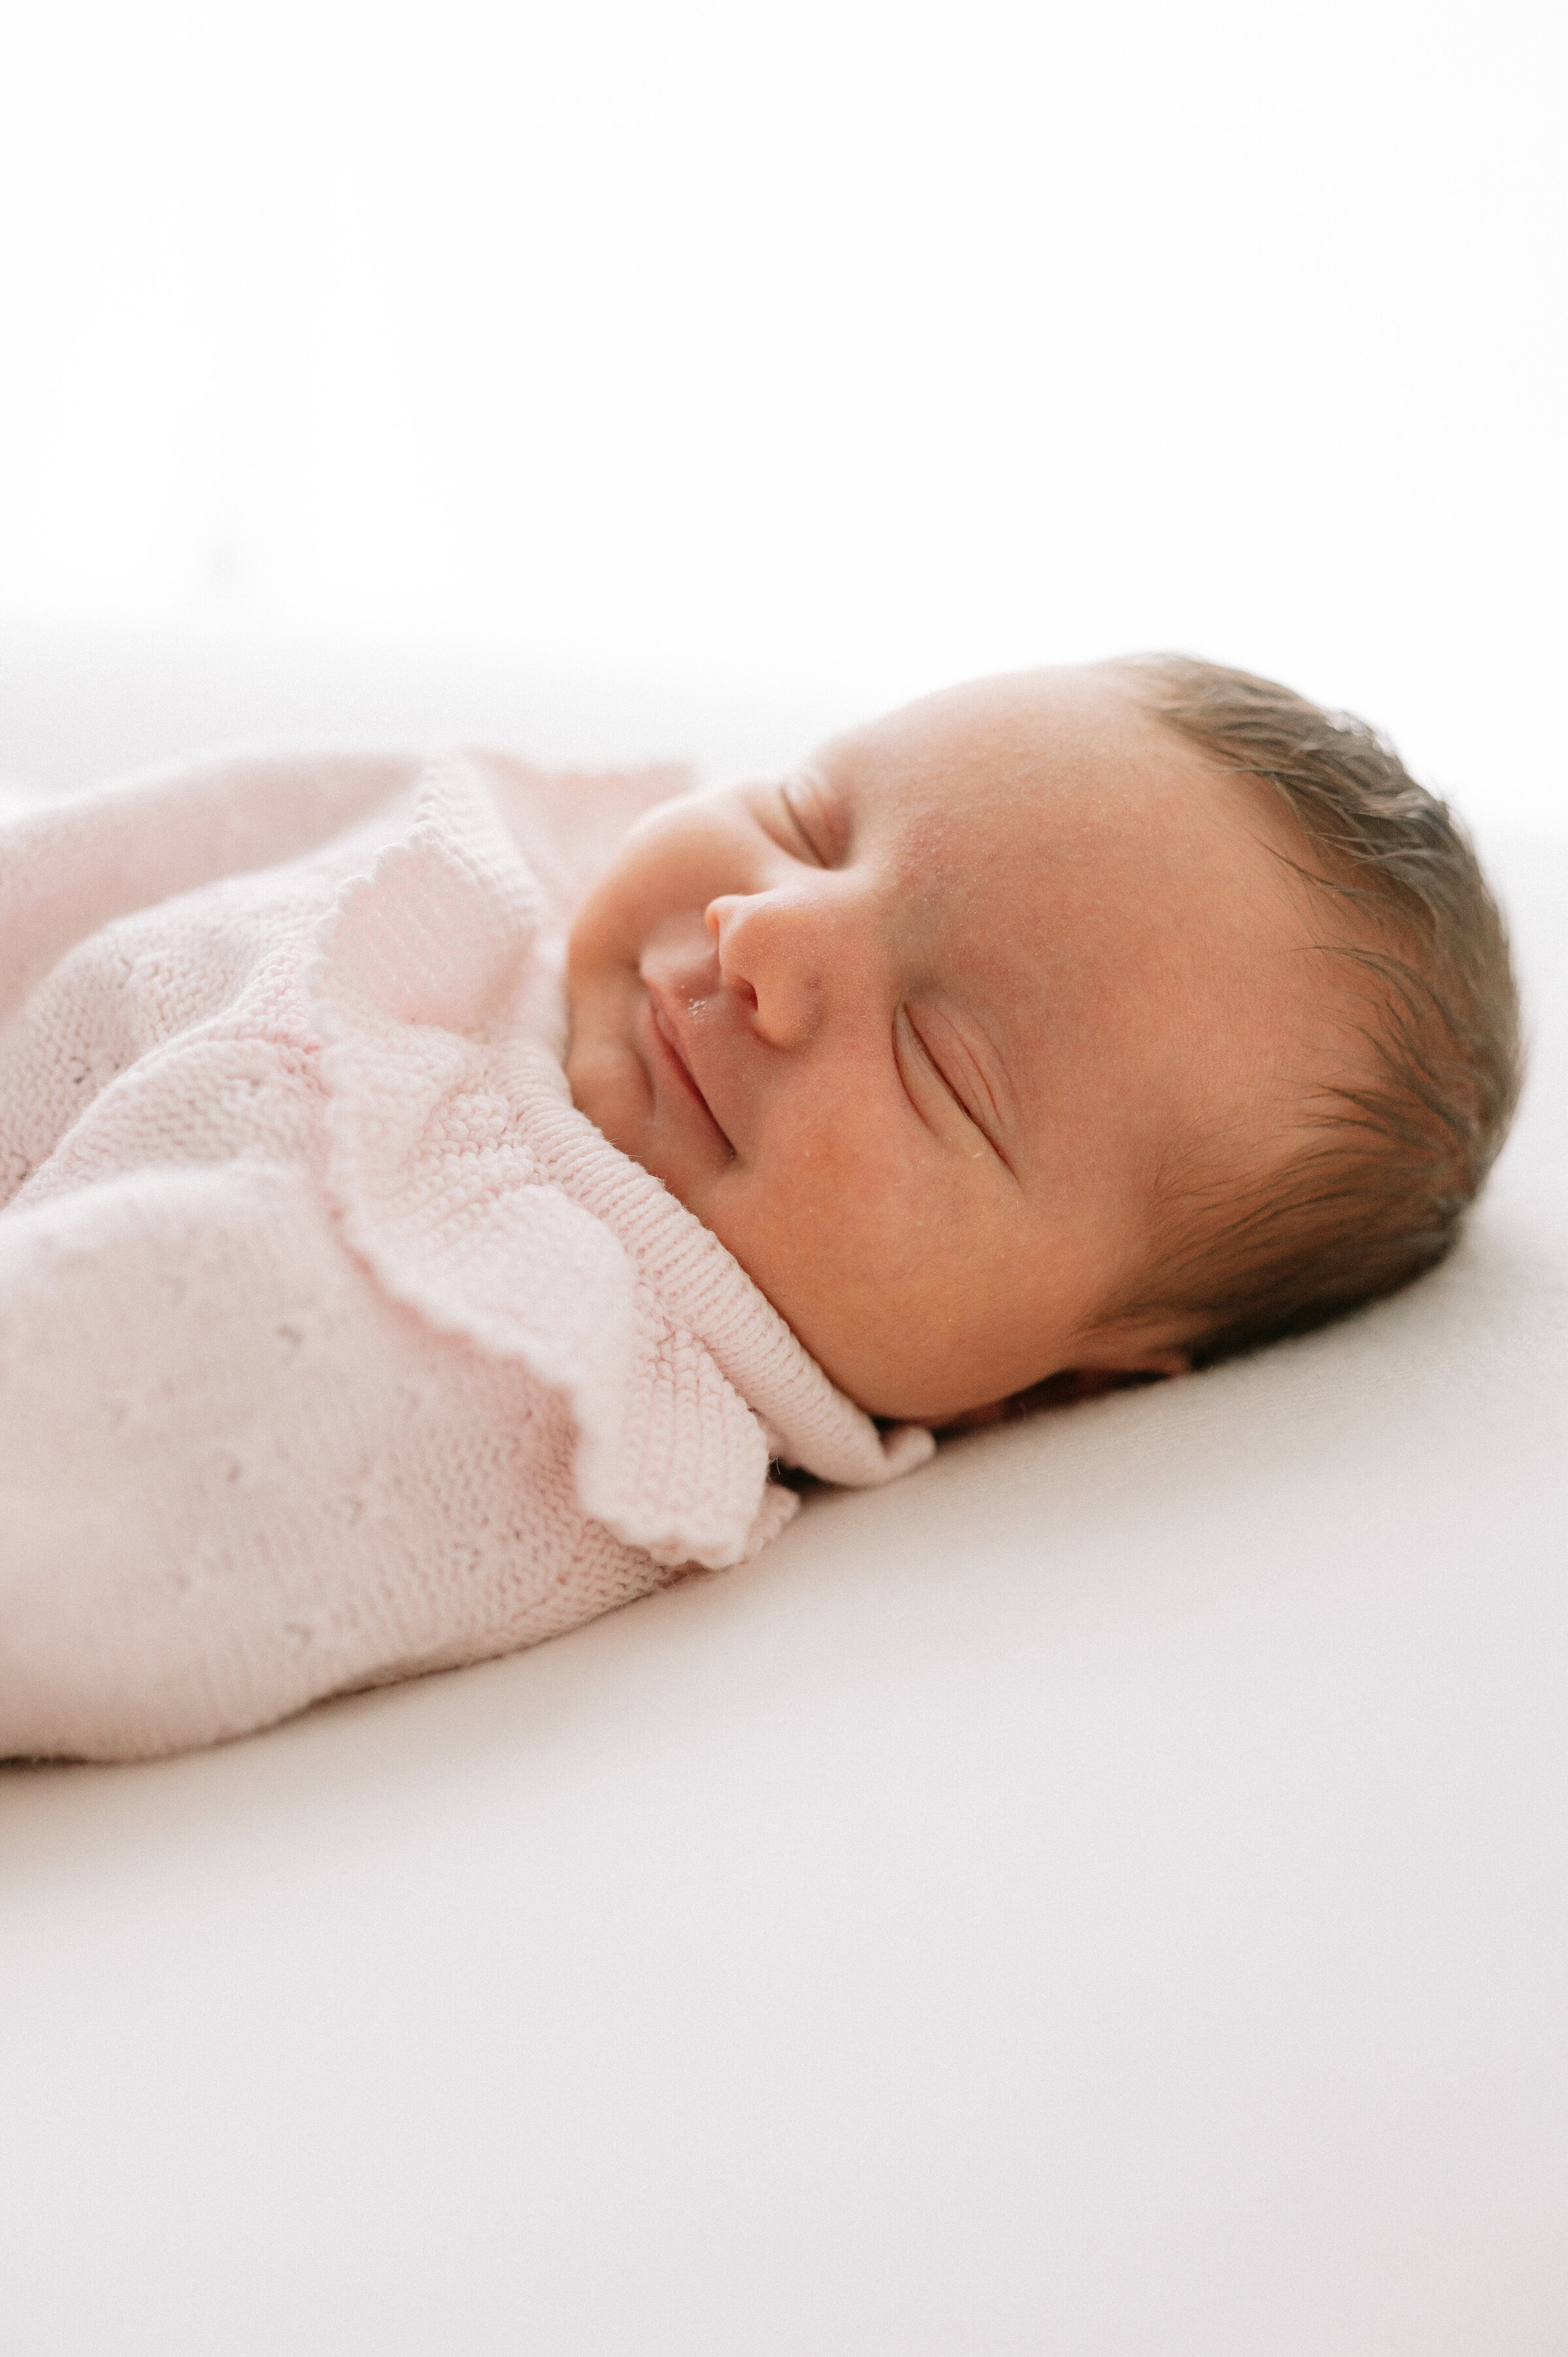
[642,979,736,1150]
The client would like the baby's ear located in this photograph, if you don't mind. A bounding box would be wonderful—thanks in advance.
[939,1351,1190,1433]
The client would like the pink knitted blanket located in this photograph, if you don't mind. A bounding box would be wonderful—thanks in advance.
[0,749,931,1760]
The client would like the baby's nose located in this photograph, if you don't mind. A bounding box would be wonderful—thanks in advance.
[705,887,831,1047]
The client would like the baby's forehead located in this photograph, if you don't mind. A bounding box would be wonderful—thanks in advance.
[822,690,1298,949]
[819,668,1245,849]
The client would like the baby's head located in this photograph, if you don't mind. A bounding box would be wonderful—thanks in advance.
[565,660,1520,1423]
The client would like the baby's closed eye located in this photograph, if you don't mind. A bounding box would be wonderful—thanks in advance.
[892,1003,998,1163]
[778,773,845,866]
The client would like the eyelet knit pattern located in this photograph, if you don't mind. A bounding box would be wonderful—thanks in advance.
[0,748,932,1761]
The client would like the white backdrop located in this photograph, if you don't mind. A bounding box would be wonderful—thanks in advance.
[4,21,1568,2345]
[1,0,1563,830]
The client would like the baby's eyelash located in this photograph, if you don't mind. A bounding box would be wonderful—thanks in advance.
[895,1005,1009,1168]
[775,785,821,866]
[779,777,842,866]
[775,785,822,863]
[895,1007,979,1148]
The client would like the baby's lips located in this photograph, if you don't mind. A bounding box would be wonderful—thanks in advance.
[649,989,712,1111]
[641,978,738,1152]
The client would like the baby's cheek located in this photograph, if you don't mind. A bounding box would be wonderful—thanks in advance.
[751,1124,931,1297]
[568,875,642,974]
[770,1095,895,1211]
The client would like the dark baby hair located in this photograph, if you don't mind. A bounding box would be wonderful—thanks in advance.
[1104,654,1522,1368]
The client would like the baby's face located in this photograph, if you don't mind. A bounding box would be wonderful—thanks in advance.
[566,666,1330,1421]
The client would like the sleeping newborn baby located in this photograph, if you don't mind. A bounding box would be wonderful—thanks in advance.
[568,658,1518,1410]
[0,659,1519,1759]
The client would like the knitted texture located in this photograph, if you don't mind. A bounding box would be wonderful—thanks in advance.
[0,749,932,1761]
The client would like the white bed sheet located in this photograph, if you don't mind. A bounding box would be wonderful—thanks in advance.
[2,630,1564,2356]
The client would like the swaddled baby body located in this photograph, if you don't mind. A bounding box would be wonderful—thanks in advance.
[0,661,1518,1759]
